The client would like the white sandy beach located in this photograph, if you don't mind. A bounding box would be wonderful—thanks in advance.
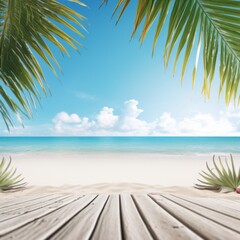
[4,152,224,186]
[1,152,240,199]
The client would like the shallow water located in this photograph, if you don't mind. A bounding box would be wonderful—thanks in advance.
[0,136,239,155]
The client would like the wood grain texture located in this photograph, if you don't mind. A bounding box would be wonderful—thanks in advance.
[0,194,64,215]
[0,194,83,236]
[120,194,153,240]
[50,194,109,240]
[160,194,240,233]
[171,194,240,220]
[0,194,57,209]
[211,198,240,211]
[133,194,201,240]
[1,195,96,240]
[150,194,240,240]
[91,194,122,240]
[0,193,239,240]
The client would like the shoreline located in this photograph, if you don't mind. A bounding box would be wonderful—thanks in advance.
[2,151,239,156]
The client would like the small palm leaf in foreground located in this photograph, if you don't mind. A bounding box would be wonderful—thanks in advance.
[0,157,26,192]
[195,154,240,193]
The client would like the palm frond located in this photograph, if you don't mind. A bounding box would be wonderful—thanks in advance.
[0,157,26,192]
[103,0,240,104]
[195,154,240,192]
[0,0,86,130]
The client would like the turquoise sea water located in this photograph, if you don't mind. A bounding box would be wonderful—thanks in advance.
[0,137,240,155]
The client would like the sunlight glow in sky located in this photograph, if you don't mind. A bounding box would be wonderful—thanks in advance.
[2,0,239,136]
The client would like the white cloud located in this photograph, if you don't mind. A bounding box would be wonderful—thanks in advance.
[51,100,150,136]
[123,99,143,118]
[155,112,177,133]
[96,107,118,128]
[120,99,149,134]
[54,117,94,135]
[5,99,238,136]
[50,101,240,136]
[52,112,94,135]
[178,113,235,135]
[53,112,81,123]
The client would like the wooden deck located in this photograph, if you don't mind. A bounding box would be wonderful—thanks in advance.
[0,193,239,240]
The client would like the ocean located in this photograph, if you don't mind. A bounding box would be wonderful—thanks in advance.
[0,137,239,155]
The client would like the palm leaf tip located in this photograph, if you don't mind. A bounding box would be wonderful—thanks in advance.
[107,0,240,104]
[0,0,87,130]
[195,154,240,192]
[0,157,26,192]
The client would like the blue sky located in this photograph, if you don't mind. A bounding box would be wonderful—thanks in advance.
[2,0,240,136]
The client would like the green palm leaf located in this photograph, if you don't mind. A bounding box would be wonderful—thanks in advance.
[195,155,240,192]
[0,0,86,130]
[103,0,240,104]
[0,157,26,191]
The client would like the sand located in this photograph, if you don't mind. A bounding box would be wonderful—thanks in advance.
[1,183,239,200]
[1,152,240,199]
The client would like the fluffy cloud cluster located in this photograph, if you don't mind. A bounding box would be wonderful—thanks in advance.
[53,112,93,134]
[96,107,118,128]
[120,100,149,135]
[53,112,81,123]
[51,99,240,136]
[153,112,235,135]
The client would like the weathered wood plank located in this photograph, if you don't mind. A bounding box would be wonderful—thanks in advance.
[1,193,240,240]
[50,194,109,240]
[0,194,83,236]
[0,195,97,240]
[120,194,153,240]
[212,198,240,212]
[171,194,240,220]
[0,194,59,209]
[0,195,72,222]
[132,194,202,240]
[0,194,64,214]
[91,194,122,240]
[161,194,240,233]
[174,196,240,212]
[150,194,240,240]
